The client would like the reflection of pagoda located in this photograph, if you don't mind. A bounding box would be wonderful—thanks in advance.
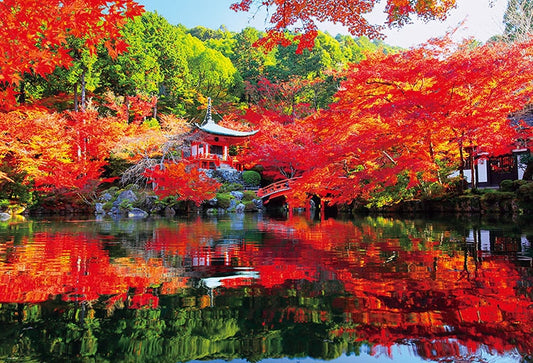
[189,98,257,171]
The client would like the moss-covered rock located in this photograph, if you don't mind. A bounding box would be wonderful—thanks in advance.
[215,193,234,210]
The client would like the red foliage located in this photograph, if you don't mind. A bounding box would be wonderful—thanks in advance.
[126,94,158,124]
[231,0,456,52]
[243,37,533,205]
[0,0,144,109]
[0,98,157,198]
[144,162,221,206]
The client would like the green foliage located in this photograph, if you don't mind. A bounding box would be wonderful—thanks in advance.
[216,193,233,209]
[16,11,402,118]
[480,191,515,202]
[0,170,34,206]
[218,183,244,193]
[499,179,529,192]
[480,190,516,214]
[499,179,515,192]
[516,181,533,213]
[242,171,261,187]
[242,191,257,202]
[142,117,160,129]
[365,173,415,208]
[243,201,257,212]
[0,199,9,210]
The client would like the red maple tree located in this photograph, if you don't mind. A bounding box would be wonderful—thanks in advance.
[144,162,221,206]
[231,0,457,52]
[0,0,144,109]
[240,36,533,206]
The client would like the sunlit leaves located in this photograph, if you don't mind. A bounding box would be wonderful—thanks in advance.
[0,96,167,199]
[231,0,457,52]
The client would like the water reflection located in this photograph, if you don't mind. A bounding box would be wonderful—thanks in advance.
[0,213,531,362]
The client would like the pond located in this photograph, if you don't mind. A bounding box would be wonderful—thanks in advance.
[0,212,531,362]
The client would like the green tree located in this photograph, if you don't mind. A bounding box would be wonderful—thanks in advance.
[99,12,191,115]
[230,27,275,87]
[503,0,533,42]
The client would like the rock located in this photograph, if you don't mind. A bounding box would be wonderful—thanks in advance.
[116,190,137,205]
[253,198,263,210]
[164,206,176,217]
[100,193,113,202]
[205,169,244,185]
[128,208,148,218]
[108,206,123,216]
[95,203,106,215]
[235,203,245,213]
[0,213,11,221]
[230,191,244,200]
[206,198,218,207]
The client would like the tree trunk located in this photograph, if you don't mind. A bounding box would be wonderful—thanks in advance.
[19,81,26,104]
[458,144,465,194]
[80,69,86,112]
[74,81,79,112]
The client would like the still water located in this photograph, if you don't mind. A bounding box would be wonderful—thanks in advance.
[0,212,531,362]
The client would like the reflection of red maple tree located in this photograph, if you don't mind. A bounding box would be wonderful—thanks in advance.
[0,216,531,358]
[249,217,533,358]
[0,233,188,306]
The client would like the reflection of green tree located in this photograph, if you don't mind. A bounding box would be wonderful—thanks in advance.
[0,281,367,362]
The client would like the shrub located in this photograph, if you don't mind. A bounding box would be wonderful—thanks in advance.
[0,199,9,210]
[499,179,514,192]
[242,190,257,202]
[243,201,257,212]
[480,191,515,203]
[242,170,261,187]
[500,179,528,192]
[218,183,243,193]
[480,191,515,213]
[216,193,233,209]
[517,181,533,213]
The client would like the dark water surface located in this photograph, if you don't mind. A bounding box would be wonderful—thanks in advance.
[0,213,531,362]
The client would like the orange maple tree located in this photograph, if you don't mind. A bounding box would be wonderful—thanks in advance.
[0,0,144,110]
[0,99,168,203]
[231,0,457,51]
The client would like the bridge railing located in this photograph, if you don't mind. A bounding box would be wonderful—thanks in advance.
[257,177,300,198]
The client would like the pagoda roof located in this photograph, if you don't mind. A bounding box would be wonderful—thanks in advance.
[196,98,257,137]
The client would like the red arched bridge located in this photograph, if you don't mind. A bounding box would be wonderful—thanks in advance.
[256,178,300,203]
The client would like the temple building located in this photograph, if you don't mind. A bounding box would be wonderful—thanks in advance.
[189,99,257,170]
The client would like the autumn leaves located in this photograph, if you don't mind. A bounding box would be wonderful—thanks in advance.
[240,37,533,207]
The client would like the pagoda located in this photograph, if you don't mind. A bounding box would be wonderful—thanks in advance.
[188,98,257,170]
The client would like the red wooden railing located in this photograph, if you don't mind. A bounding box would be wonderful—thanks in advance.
[257,178,300,199]
[187,154,245,171]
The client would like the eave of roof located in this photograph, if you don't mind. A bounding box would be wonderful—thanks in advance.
[196,121,258,137]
